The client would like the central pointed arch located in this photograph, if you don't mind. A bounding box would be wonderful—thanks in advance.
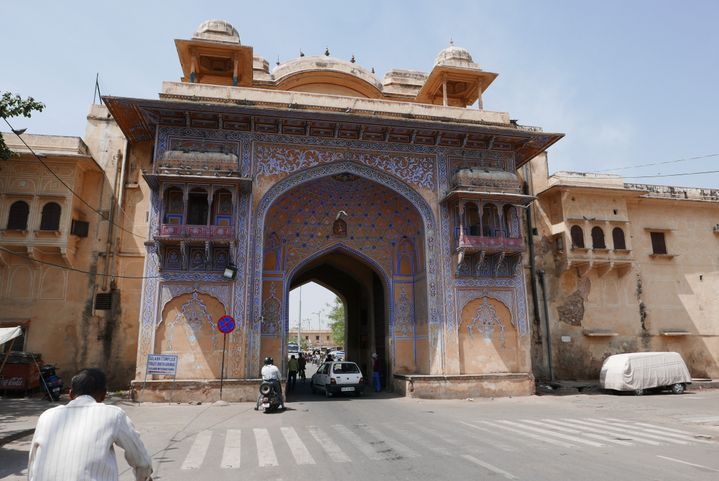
[249,161,442,376]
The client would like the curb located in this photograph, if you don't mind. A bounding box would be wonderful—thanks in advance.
[0,428,35,447]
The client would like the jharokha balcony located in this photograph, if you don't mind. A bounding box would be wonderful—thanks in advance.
[457,231,524,255]
[157,223,234,241]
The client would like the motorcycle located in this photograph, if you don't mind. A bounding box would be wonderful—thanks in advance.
[257,380,283,412]
[40,364,63,401]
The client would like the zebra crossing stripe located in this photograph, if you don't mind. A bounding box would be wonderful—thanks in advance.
[560,419,669,445]
[552,419,662,446]
[180,430,212,470]
[383,423,453,456]
[332,424,385,460]
[281,427,316,465]
[626,421,700,437]
[307,426,351,463]
[462,454,518,480]
[220,429,241,469]
[589,419,711,444]
[499,420,605,447]
[522,420,634,446]
[476,420,576,449]
[254,428,279,467]
[357,424,420,458]
[580,418,689,445]
[457,421,518,452]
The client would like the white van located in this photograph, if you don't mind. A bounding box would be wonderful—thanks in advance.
[599,352,691,395]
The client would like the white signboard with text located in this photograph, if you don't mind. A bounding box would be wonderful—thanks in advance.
[146,354,178,376]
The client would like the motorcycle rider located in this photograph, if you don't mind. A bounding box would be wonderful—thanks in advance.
[255,357,284,410]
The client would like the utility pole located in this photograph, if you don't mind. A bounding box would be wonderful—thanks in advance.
[297,286,302,350]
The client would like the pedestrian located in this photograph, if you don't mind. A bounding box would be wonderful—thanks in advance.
[325,353,334,362]
[287,354,299,392]
[27,368,153,481]
[298,353,307,382]
[372,353,382,392]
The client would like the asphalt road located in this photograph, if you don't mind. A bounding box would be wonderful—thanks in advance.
[2,379,719,481]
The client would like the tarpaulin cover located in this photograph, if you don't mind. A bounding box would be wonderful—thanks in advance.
[599,352,691,391]
[0,326,22,346]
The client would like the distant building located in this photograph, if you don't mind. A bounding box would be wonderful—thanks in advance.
[528,155,719,380]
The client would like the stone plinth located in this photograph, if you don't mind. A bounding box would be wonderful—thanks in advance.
[393,373,535,399]
[130,379,262,403]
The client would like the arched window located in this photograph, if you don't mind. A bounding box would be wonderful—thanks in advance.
[570,225,584,248]
[591,226,606,249]
[465,203,480,235]
[40,202,61,231]
[482,203,500,237]
[187,188,209,225]
[612,227,626,250]
[7,201,29,230]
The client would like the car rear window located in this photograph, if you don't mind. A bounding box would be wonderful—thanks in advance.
[332,363,359,374]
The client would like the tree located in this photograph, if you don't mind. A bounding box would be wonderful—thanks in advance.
[326,296,345,348]
[0,92,45,161]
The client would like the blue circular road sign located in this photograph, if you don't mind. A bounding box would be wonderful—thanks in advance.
[218,315,236,334]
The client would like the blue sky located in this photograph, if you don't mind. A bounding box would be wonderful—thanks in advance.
[4,1,718,185]
[4,1,717,321]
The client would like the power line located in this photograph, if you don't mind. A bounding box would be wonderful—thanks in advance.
[593,153,719,173]
[624,170,719,179]
[0,246,159,279]
[3,118,148,240]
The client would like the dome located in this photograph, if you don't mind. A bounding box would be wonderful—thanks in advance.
[193,19,240,44]
[272,56,384,94]
[434,43,479,69]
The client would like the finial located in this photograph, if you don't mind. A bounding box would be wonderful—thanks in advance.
[300,50,305,57]
[324,47,330,56]
[276,55,280,66]
[371,67,375,74]
[350,54,355,63]
[450,37,454,46]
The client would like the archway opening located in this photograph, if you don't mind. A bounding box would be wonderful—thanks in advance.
[290,250,387,383]
[288,282,343,354]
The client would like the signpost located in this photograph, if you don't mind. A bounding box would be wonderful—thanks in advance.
[141,353,178,403]
[217,315,235,400]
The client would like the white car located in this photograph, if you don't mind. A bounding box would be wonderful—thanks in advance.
[311,361,365,397]
[600,351,692,395]
[329,350,345,361]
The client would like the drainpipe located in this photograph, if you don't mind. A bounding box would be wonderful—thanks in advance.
[537,269,554,382]
[521,170,542,337]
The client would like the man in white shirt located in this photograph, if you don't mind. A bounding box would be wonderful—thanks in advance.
[256,356,284,410]
[28,368,153,481]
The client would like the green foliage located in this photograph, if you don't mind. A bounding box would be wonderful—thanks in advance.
[0,92,45,161]
[326,297,345,347]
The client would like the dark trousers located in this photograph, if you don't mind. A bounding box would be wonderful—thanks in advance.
[288,371,297,391]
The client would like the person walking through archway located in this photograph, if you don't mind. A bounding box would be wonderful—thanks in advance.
[287,355,299,392]
[298,353,307,382]
[372,353,382,393]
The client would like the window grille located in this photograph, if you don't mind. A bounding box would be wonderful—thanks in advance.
[94,292,113,310]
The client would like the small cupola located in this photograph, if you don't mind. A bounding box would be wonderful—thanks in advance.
[416,42,498,109]
[175,19,254,86]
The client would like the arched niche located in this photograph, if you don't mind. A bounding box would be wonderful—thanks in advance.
[155,291,241,379]
[458,296,518,374]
